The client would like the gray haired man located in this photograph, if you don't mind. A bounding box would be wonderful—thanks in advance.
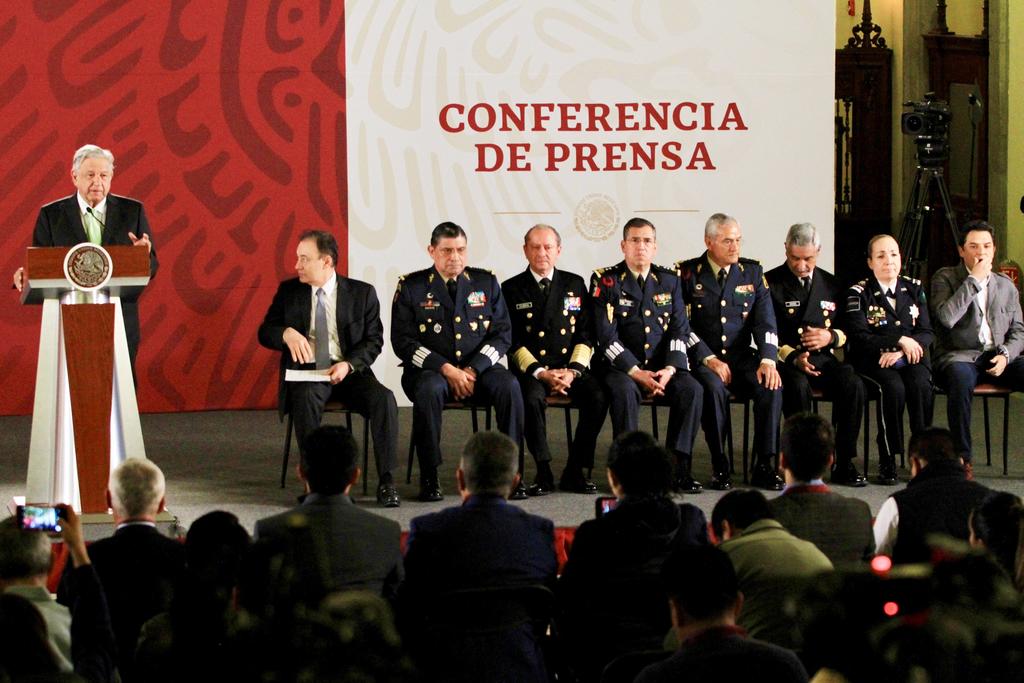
[765,223,867,486]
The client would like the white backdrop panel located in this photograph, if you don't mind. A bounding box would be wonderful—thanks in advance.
[345,1,836,402]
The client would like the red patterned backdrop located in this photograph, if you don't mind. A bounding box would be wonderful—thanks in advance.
[0,1,348,415]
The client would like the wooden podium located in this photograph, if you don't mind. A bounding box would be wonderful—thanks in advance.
[20,244,151,513]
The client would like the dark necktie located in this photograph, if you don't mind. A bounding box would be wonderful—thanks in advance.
[637,274,645,291]
[447,278,458,303]
[539,277,551,300]
[717,268,727,290]
[802,276,811,292]
[315,288,330,370]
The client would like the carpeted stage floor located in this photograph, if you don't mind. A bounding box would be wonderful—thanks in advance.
[3,395,1023,535]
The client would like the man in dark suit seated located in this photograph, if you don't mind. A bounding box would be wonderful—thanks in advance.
[254,425,403,599]
[400,431,557,683]
[873,427,990,564]
[57,459,185,683]
[258,230,400,507]
[13,144,157,371]
[930,220,1024,478]
[635,545,808,683]
[558,432,709,683]
[769,413,874,565]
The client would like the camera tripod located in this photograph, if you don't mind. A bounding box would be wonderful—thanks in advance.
[898,163,959,280]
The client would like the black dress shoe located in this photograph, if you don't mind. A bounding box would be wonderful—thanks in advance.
[527,480,553,497]
[510,481,529,500]
[376,484,401,507]
[673,475,704,494]
[875,459,898,486]
[559,471,598,494]
[710,473,733,491]
[417,480,443,502]
[751,463,784,491]
[831,461,867,487]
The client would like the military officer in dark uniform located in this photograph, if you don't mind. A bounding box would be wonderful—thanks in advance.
[677,213,784,491]
[391,222,525,501]
[766,222,867,487]
[591,217,704,493]
[845,234,934,485]
[502,225,608,495]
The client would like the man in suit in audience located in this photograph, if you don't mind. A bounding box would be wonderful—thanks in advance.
[258,230,400,507]
[766,222,866,486]
[677,213,784,491]
[57,459,186,683]
[930,220,1024,478]
[13,144,158,371]
[502,224,608,495]
[558,432,709,682]
[873,427,990,564]
[636,545,808,683]
[391,222,524,501]
[710,489,832,650]
[590,217,704,492]
[769,413,874,565]
[401,431,557,683]
[254,425,403,599]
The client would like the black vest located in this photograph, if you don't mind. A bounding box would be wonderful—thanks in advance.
[890,461,990,564]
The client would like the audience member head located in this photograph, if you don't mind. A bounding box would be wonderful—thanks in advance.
[457,431,519,499]
[185,510,252,588]
[605,431,672,499]
[969,492,1024,592]
[661,545,742,635]
[300,426,360,496]
[0,593,60,678]
[779,412,835,484]
[908,427,959,476]
[0,518,52,586]
[107,458,166,523]
[711,489,772,542]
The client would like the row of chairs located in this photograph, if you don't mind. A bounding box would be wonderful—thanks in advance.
[279,384,1015,488]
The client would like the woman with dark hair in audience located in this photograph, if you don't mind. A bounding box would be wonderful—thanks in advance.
[135,510,252,682]
[969,491,1024,592]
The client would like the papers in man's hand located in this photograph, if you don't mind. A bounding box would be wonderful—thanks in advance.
[285,369,331,382]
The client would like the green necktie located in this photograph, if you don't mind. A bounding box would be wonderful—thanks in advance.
[83,211,102,244]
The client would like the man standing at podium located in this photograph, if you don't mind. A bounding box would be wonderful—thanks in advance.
[13,144,158,369]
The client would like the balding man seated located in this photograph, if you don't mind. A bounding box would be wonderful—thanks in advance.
[58,459,185,683]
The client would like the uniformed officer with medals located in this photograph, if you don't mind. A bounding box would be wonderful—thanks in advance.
[845,234,933,485]
[677,213,784,491]
[766,222,867,486]
[590,217,704,492]
[391,222,525,501]
[502,225,608,495]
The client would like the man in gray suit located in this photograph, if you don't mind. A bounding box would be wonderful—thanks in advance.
[254,425,403,600]
[768,413,874,566]
[931,221,1024,474]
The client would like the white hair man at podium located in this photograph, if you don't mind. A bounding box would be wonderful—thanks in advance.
[13,143,158,369]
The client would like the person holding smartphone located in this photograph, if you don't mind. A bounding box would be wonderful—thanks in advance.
[557,432,709,682]
[0,505,116,682]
